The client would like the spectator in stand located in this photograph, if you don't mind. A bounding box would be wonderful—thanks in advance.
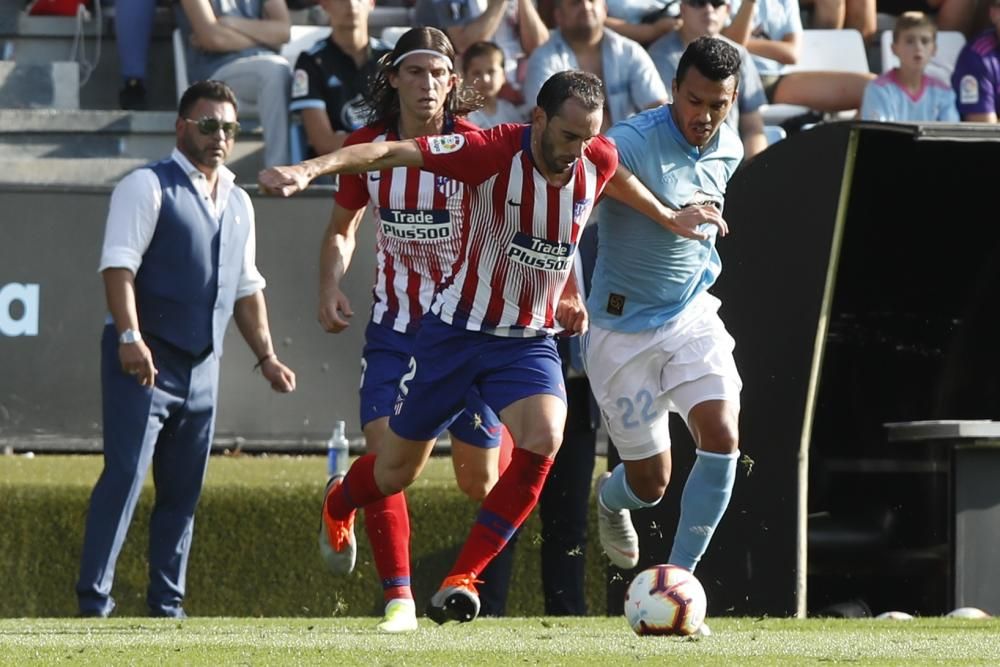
[723,0,874,114]
[878,0,987,37]
[862,12,959,121]
[415,0,550,91]
[177,0,292,167]
[115,0,156,110]
[522,0,668,130]
[952,0,1000,121]
[289,0,392,156]
[463,41,528,126]
[798,0,876,42]
[602,0,681,46]
[649,0,769,158]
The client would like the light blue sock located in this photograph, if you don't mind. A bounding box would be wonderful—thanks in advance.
[599,463,661,512]
[669,449,739,572]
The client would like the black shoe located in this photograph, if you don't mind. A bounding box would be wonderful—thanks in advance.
[149,607,188,619]
[119,78,147,111]
[77,609,111,618]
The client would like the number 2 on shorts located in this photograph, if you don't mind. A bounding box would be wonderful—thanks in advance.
[398,357,417,396]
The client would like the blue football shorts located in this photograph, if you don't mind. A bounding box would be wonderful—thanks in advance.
[388,314,566,442]
[361,319,502,448]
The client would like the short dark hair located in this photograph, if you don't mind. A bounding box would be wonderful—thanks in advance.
[535,70,605,119]
[178,80,238,118]
[676,36,741,89]
[462,41,505,74]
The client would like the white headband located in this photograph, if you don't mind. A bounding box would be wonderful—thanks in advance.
[392,49,453,69]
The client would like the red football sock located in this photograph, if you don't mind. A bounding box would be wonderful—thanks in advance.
[325,454,387,520]
[449,447,553,579]
[364,492,413,602]
[497,427,514,475]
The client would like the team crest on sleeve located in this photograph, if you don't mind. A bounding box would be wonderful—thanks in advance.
[341,93,367,130]
[428,133,465,154]
[959,75,979,105]
[292,69,309,98]
[436,175,459,197]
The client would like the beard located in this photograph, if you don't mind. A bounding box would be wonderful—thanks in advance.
[181,133,227,169]
[539,130,569,173]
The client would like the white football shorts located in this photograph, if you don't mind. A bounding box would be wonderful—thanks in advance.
[583,292,742,461]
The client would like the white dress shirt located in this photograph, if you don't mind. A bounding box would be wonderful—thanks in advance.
[99,148,265,301]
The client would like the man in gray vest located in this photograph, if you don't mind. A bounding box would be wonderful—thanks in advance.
[76,80,296,619]
[178,0,292,167]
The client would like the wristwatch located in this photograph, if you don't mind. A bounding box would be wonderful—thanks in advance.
[119,329,142,344]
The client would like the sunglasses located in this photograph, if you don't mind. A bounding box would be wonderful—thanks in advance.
[684,0,728,7]
[184,117,241,138]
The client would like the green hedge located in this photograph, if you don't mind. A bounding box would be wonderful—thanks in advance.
[0,455,608,618]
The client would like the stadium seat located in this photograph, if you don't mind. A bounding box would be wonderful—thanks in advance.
[879,29,965,84]
[368,6,414,30]
[759,29,871,125]
[380,26,408,48]
[172,28,187,104]
[280,24,332,64]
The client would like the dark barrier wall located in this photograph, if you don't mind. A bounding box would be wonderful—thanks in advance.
[0,185,376,449]
[807,123,1000,616]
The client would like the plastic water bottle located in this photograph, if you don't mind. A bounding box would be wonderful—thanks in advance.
[327,420,350,477]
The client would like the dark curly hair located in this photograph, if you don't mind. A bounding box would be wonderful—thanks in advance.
[362,27,481,127]
[676,36,742,88]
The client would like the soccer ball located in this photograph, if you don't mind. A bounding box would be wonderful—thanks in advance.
[624,564,707,636]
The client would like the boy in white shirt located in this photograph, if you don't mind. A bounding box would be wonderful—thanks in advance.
[464,41,527,128]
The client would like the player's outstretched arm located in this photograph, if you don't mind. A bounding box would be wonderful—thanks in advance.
[258,139,425,197]
[604,164,729,240]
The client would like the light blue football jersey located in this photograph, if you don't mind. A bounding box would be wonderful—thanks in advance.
[588,105,743,332]
[861,71,960,122]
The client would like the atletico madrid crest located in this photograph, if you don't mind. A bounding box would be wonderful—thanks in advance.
[436,175,459,197]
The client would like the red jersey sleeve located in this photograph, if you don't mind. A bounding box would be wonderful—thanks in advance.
[332,126,381,211]
[414,123,526,187]
[585,134,619,197]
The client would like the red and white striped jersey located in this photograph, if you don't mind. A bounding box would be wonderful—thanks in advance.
[334,117,477,334]
[415,123,618,337]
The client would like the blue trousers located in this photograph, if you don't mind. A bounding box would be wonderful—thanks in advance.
[76,326,218,617]
[115,0,156,81]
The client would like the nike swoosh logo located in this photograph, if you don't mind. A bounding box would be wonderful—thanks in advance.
[370,174,381,181]
[507,198,521,207]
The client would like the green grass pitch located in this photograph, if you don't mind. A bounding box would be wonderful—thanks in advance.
[2,617,998,665]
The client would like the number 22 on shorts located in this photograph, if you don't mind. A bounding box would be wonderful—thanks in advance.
[616,389,658,429]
